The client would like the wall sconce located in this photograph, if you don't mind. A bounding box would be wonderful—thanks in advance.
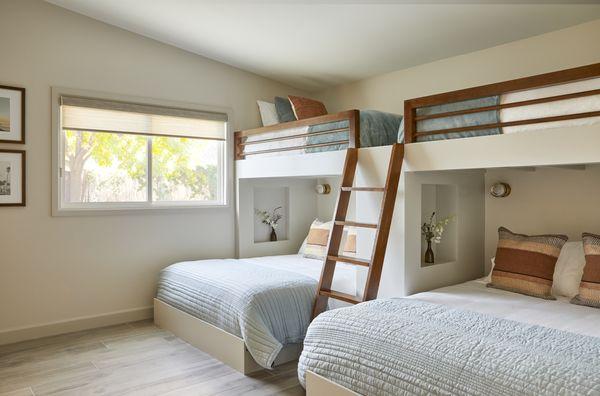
[490,182,511,198]
[316,184,331,195]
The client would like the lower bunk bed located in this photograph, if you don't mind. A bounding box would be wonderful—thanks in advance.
[153,253,356,373]
[299,279,600,395]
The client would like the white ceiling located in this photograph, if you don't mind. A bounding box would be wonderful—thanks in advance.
[46,1,600,92]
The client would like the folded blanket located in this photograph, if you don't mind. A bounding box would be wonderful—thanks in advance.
[299,298,600,395]
[306,110,401,152]
[398,96,501,143]
[157,259,317,368]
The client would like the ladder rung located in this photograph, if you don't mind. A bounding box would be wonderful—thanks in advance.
[319,290,362,304]
[334,220,378,229]
[341,187,385,192]
[327,255,370,267]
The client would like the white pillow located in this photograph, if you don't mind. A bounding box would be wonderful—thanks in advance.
[299,219,328,255]
[298,236,308,254]
[480,257,495,284]
[552,241,586,298]
[257,101,278,126]
[299,219,350,258]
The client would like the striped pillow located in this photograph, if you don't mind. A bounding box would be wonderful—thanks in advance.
[571,233,600,308]
[303,220,332,260]
[488,227,567,299]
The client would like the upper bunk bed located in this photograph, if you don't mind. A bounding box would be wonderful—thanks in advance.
[235,109,400,178]
[235,62,600,178]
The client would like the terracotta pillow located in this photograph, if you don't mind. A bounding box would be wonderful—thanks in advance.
[488,227,567,299]
[571,233,600,308]
[288,96,327,120]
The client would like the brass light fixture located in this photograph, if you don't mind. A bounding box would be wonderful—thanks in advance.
[490,182,511,198]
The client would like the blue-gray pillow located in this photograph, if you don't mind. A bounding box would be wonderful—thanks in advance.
[274,96,296,123]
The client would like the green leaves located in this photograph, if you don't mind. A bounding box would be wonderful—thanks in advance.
[64,130,218,203]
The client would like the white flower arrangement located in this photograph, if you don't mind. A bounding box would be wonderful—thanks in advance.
[255,206,283,229]
[421,212,455,243]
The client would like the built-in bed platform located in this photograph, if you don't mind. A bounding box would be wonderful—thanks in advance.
[154,254,357,374]
[300,280,600,395]
[236,63,600,178]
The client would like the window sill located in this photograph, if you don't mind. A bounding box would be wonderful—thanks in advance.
[52,202,230,217]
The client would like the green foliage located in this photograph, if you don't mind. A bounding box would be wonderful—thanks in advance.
[152,136,218,201]
[64,130,218,202]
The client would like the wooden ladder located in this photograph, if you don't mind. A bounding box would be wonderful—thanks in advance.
[312,143,405,318]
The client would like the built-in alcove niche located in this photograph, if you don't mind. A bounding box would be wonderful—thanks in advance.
[253,186,289,243]
[401,169,485,296]
[420,184,458,267]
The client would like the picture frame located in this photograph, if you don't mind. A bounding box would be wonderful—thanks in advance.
[0,84,25,144]
[0,149,26,207]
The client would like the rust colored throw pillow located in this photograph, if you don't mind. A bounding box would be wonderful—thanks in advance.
[571,233,600,308]
[288,96,327,120]
[488,227,568,299]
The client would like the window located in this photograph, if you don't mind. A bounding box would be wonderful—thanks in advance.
[57,95,228,211]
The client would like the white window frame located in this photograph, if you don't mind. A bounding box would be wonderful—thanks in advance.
[52,87,233,216]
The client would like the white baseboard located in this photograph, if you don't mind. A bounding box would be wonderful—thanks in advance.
[0,306,153,346]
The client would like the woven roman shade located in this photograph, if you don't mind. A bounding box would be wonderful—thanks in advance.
[60,96,227,140]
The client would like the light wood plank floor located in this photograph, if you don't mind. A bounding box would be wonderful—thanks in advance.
[0,320,304,396]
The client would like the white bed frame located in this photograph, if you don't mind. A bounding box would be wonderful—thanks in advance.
[153,298,302,374]
[306,371,360,396]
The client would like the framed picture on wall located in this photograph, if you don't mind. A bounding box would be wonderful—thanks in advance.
[0,149,25,206]
[0,85,25,144]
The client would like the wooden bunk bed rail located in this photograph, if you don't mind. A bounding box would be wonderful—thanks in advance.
[404,62,600,143]
[234,109,360,160]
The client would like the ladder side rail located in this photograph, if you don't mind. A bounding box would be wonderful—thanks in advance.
[348,110,360,149]
[363,143,405,301]
[312,148,359,318]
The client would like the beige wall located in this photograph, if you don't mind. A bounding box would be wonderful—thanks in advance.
[316,19,600,113]
[315,18,600,284]
[484,166,600,272]
[0,0,305,342]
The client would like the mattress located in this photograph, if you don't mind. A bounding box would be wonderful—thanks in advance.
[299,280,600,395]
[409,280,600,337]
[243,126,309,158]
[156,254,355,368]
[500,76,600,134]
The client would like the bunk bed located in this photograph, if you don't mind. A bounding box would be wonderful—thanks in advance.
[297,62,600,396]
[156,114,404,374]
[236,63,600,177]
[155,62,600,380]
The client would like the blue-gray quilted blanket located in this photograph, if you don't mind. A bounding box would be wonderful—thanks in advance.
[298,298,600,395]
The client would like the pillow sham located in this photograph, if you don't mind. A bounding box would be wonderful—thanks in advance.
[274,96,297,123]
[288,96,327,120]
[257,100,278,126]
[552,241,586,298]
[298,236,309,255]
[571,233,600,308]
[303,219,332,260]
[488,227,567,299]
[480,257,495,284]
[342,228,357,256]
[302,219,354,260]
